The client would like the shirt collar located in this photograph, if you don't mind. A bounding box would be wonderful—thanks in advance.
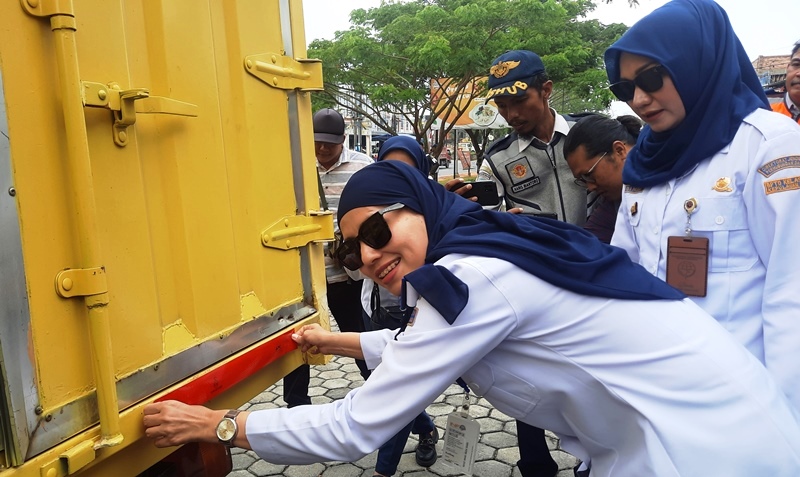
[316,147,350,171]
[517,108,565,152]
[786,93,800,116]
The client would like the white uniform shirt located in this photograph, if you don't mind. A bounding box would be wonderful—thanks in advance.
[245,255,800,476]
[611,108,800,409]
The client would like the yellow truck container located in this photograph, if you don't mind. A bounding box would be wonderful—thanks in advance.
[0,1,331,475]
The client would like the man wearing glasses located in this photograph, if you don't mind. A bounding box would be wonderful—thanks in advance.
[478,50,592,225]
[771,41,800,123]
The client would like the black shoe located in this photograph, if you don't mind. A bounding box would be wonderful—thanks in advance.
[518,460,559,477]
[415,427,439,467]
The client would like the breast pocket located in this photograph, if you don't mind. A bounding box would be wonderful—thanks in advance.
[464,361,541,419]
[689,196,757,272]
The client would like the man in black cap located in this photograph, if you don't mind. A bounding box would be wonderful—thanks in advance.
[478,50,590,226]
[282,109,374,409]
[479,50,589,477]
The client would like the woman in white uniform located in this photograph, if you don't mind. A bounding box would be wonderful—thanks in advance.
[604,0,800,410]
[144,161,800,476]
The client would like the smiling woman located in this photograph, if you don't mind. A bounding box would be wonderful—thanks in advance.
[144,161,800,476]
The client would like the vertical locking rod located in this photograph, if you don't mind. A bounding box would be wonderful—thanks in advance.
[47,8,123,448]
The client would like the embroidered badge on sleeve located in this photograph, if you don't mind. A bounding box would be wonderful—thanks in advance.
[764,176,800,195]
[758,155,800,178]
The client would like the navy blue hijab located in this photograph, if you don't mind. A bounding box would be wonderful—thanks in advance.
[338,162,683,323]
[604,0,769,188]
[378,136,430,177]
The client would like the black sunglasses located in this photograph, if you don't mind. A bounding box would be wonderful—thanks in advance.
[336,203,405,271]
[609,64,667,102]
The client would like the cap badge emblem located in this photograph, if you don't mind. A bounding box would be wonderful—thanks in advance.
[490,60,521,78]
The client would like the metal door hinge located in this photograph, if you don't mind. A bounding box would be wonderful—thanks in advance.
[82,81,198,146]
[20,0,74,18]
[261,212,333,250]
[244,53,323,91]
[55,267,108,298]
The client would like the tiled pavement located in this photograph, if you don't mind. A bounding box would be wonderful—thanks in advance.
[228,346,579,477]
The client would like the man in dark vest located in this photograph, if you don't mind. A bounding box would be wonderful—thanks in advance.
[479,50,591,226]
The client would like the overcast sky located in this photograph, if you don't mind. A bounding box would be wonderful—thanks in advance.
[302,0,798,60]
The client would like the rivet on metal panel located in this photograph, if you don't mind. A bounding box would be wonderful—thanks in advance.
[271,55,277,63]
[35,405,43,415]
[286,240,291,248]
[8,187,15,197]
[97,89,107,100]
[246,60,253,69]
[273,77,278,85]
[284,219,290,227]
[27,0,39,8]
[62,278,73,291]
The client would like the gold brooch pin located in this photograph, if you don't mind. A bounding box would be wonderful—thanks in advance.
[630,201,638,216]
[712,177,733,192]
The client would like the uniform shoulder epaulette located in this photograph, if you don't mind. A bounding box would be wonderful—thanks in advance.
[486,132,518,156]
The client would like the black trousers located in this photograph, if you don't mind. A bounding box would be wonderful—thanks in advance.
[517,422,558,477]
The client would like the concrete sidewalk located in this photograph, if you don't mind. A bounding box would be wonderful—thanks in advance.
[228,344,579,477]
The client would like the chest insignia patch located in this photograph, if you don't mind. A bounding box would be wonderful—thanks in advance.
[764,175,800,195]
[504,156,541,193]
[758,155,800,177]
[630,201,638,216]
[712,177,733,192]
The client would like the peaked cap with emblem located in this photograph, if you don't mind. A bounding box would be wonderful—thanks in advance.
[486,50,546,100]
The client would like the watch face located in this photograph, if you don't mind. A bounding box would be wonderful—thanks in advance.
[216,418,236,441]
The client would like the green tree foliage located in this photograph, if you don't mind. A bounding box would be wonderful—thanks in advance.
[308,0,629,158]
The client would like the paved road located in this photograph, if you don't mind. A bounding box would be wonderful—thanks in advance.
[228,332,579,477]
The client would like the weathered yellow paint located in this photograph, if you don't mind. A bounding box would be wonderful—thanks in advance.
[240,292,268,321]
[162,321,198,356]
[0,0,330,474]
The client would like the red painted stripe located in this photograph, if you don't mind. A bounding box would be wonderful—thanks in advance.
[157,329,298,405]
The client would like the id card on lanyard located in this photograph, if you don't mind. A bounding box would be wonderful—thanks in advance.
[442,383,480,475]
[666,197,709,297]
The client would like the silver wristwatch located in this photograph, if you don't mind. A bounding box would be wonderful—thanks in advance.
[215,409,241,446]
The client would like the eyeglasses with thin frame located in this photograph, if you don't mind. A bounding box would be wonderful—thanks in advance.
[573,152,607,187]
[609,64,667,102]
[336,203,405,271]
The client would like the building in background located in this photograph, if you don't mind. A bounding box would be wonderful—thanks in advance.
[752,54,791,102]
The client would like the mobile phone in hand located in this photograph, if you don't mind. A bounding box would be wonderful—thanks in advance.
[450,181,500,206]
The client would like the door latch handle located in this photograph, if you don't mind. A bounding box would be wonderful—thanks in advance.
[82,81,198,146]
